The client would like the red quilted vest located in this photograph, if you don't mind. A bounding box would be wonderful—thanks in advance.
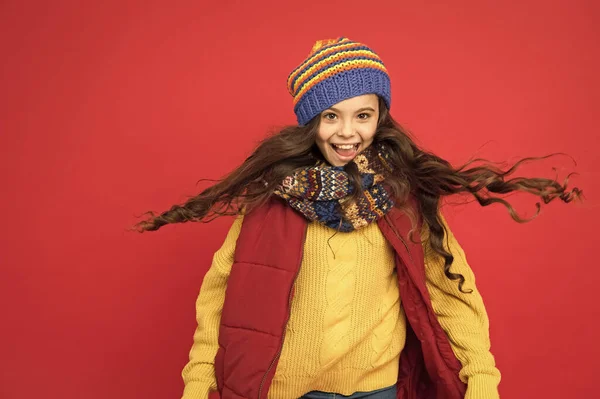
[214,198,467,399]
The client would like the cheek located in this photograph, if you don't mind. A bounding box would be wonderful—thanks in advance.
[316,125,334,146]
[317,124,334,140]
[359,122,378,142]
[315,128,329,154]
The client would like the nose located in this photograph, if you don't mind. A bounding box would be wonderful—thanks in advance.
[337,120,355,138]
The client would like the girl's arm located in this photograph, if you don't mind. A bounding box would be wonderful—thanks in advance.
[181,216,244,399]
[422,216,501,399]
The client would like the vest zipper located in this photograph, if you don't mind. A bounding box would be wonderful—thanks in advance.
[257,224,308,399]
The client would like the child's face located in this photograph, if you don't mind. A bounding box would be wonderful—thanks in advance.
[315,94,379,166]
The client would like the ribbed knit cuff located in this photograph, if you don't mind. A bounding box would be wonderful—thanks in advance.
[181,381,212,399]
[294,68,391,125]
[465,374,501,399]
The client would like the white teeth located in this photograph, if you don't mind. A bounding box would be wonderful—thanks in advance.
[333,144,358,149]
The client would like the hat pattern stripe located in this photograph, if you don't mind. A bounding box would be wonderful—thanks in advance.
[291,49,379,92]
[291,52,384,95]
[288,44,372,92]
[287,43,368,90]
[293,61,388,106]
[287,38,352,83]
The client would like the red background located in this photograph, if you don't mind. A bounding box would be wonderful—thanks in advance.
[1,1,598,398]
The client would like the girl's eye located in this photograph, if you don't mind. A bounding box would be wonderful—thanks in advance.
[323,113,337,120]
[357,113,370,120]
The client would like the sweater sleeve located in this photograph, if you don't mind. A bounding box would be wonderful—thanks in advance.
[421,215,501,399]
[181,216,244,399]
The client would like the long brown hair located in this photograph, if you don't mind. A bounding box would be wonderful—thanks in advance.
[132,97,582,291]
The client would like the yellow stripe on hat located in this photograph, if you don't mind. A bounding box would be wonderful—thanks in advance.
[287,41,363,91]
[293,59,388,106]
[290,49,383,95]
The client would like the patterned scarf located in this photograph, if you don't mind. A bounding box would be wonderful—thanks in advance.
[274,143,395,232]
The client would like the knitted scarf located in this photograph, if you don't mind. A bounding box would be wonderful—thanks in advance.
[274,143,395,232]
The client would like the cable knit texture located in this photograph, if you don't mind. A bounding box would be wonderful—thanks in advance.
[320,232,356,368]
[181,215,500,399]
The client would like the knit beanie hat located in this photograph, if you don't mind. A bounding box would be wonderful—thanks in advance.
[287,37,391,126]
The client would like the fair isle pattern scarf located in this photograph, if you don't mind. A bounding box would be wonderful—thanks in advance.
[274,143,395,232]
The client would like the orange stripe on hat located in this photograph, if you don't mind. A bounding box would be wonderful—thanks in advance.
[287,41,364,90]
[290,50,383,95]
[293,59,388,106]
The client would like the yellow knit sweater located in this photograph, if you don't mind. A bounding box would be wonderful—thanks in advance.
[181,216,501,399]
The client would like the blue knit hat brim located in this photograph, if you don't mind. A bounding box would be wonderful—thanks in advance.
[294,68,391,126]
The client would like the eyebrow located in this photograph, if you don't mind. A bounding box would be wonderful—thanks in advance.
[327,106,376,113]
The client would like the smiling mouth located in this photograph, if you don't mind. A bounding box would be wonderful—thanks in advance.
[331,143,360,158]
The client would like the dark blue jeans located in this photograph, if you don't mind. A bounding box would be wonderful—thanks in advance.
[300,385,396,399]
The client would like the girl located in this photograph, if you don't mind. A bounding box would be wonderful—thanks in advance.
[135,38,581,399]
